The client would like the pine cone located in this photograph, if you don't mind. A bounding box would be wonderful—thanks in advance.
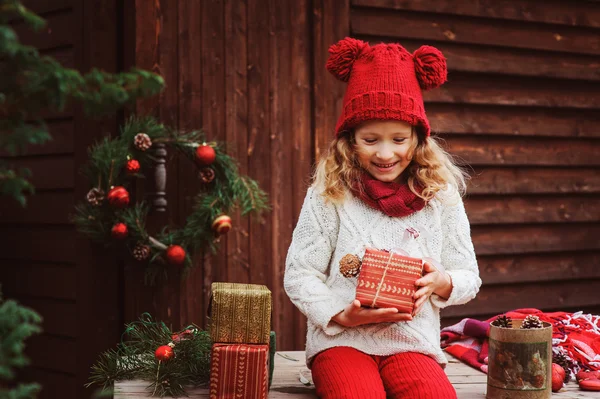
[493,315,513,328]
[134,133,152,151]
[133,243,151,261]
[520,315,544,329]
[339,254,361,277]
[198,167,215,183]
[553,350,573,383]
[86,188,105,206]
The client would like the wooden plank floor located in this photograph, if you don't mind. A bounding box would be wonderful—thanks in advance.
[114,351,596,398]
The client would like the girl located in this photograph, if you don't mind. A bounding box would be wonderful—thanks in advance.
[284,37,482,399]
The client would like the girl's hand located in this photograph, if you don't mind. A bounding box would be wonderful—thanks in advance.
[332,300,412,327]
[413,260,452,316]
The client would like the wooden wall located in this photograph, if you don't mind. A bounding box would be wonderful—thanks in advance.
[1,1,599,397]
[0,1,121,398]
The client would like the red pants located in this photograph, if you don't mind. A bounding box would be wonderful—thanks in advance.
[311,347,457,399]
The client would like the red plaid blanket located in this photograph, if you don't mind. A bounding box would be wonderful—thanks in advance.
[440,308,600,376]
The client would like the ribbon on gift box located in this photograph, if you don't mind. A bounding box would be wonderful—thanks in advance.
[371,251,395,308]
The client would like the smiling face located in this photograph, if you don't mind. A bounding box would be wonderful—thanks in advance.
[354,120,416,183]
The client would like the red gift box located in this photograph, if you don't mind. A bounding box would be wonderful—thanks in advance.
[355,248,424,314]
[209,343,269,399]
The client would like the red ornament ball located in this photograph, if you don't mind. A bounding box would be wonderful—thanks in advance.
[107,186,130,209]
[125,159,140,174]
[166,245,186,266]
[195,144,216,166]
[155,345,174,362]
[212,215,232,235]
[111,223,128,239]
[552,363,565,392]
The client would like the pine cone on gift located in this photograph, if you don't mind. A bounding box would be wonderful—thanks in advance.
[133,243,151,261]
[339,254,361,277]
[520,315,544,329]
[493,315,513,328]
[553,350,574,383]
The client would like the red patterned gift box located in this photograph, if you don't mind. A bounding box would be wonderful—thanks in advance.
[355,248,424,314]
[209,343,269,399]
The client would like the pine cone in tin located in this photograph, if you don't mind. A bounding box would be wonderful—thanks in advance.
[339,254,361,277]
[133,243,151,261]
[520,315,543,329]
[553,350,573,383]
[493,315,513,328]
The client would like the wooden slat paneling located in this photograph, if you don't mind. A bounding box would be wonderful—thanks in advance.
[472,224,600,255]
[74,1,122,398]
[0,191,74,224]
[467,168,600,195]
[40,46,75,68]
[358,36,600,82]
[465,196,600,224]
[18,119,74,156]
[0,119,73,157]
[22,0,72,15]
[447,137,600,166]
[442,280,600,318]
[351,8,600,55]
[290,0,312,351]
[20,367,77,399]
[223,0,250,285]
[0,226,76,262]
[478,252,600,285]
[8,156,74,190]
[313,0,350,159]
[199,0,226,328]
[13,9,74,50]
[0,262,76,300]
[352,0,600,28]
[178,0,206,328]
[427,73,600,109]
[16,297,77,338]
[25,334,76,374]
[429,104,600,137]
[247,0,273,332]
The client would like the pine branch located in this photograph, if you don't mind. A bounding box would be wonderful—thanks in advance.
[0,286,43,399]
[0,2,164,206]
[86,314,212,397]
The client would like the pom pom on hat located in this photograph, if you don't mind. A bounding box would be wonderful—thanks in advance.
[413,45,447,90]
[326,37,369,82]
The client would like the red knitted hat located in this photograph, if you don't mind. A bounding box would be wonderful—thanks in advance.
[326,38,447,138]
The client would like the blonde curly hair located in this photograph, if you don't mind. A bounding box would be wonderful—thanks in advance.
[312,129,468,203]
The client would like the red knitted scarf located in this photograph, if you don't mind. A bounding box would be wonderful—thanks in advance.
[351,172,426,217]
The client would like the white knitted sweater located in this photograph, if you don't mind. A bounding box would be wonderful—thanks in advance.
[284,185,481,368]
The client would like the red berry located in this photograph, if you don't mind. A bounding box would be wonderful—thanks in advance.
[154,345,174,361]
[166,245,186,266]
[107,186,130,209]
[195,144,216,166]
[126,159,140,174]
[111,223,128,239]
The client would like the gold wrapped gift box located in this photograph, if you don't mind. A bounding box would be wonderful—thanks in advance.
[209,282,272,344]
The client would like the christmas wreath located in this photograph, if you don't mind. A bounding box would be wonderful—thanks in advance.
[73,116,268,283]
